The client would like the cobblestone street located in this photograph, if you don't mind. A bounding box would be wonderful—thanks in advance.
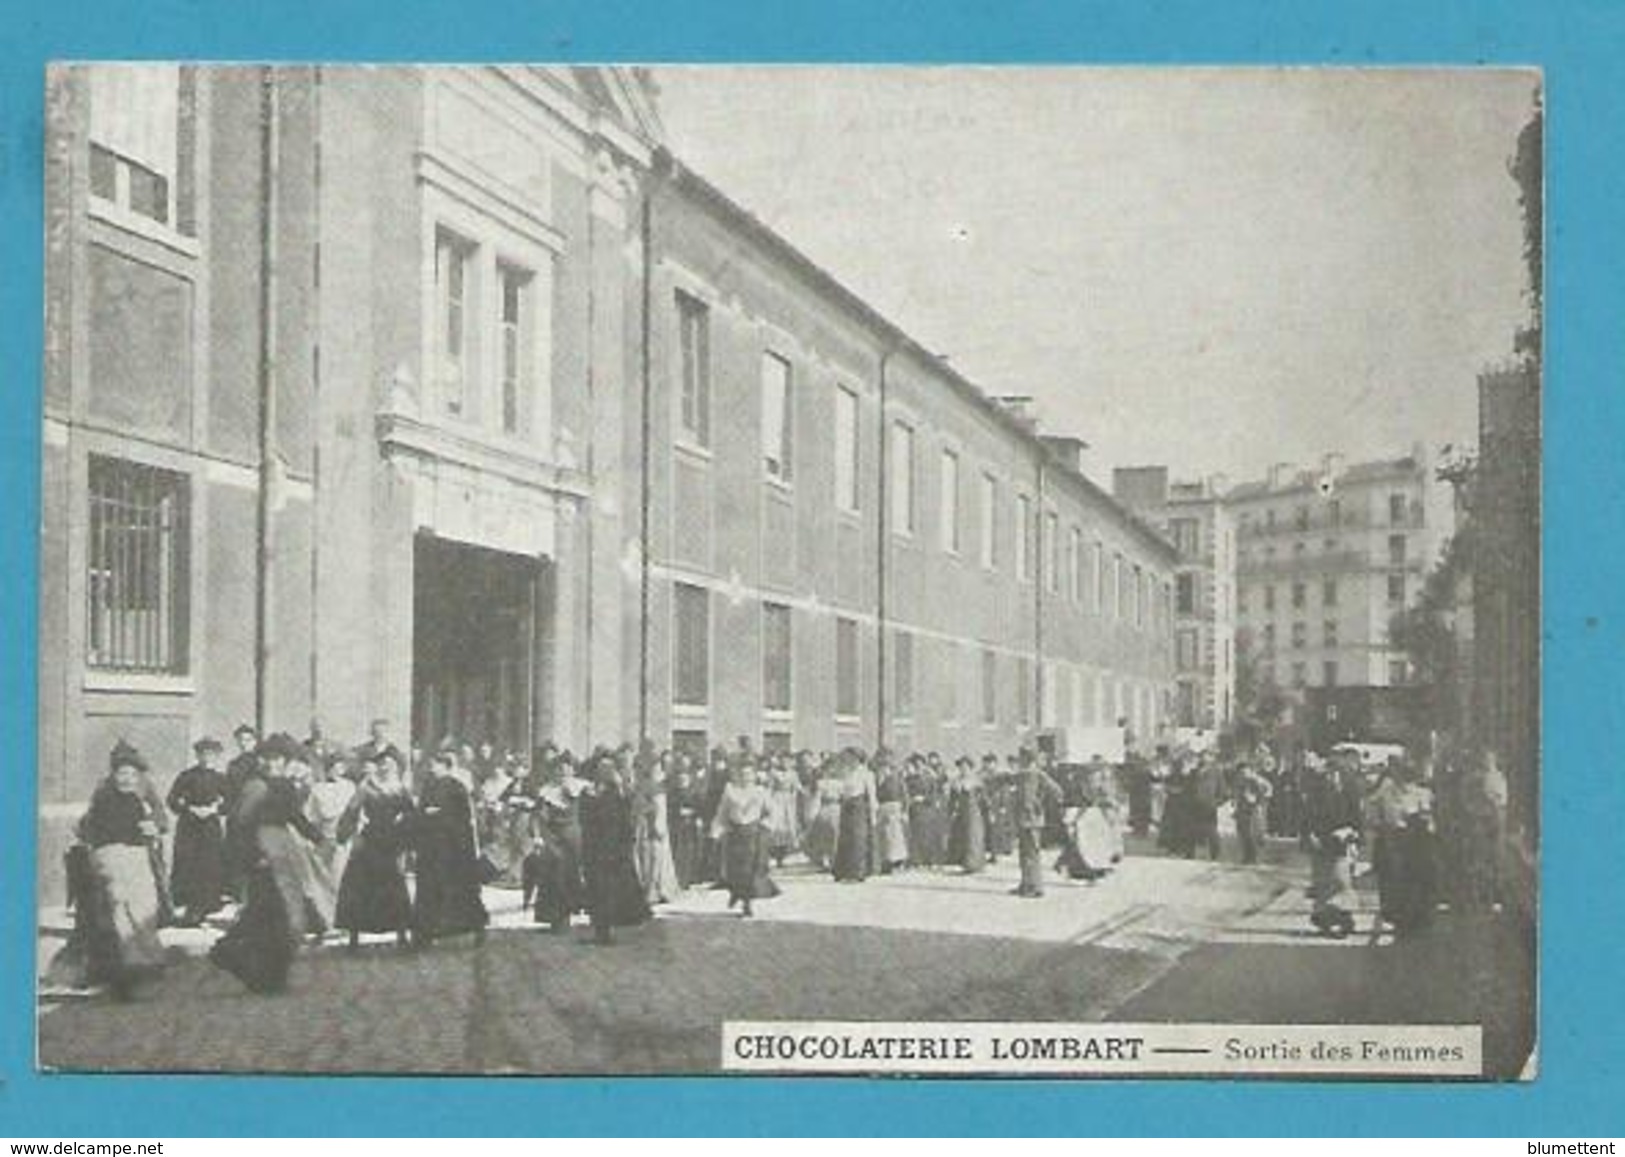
[39,844,1279,1074]
[38,842,1530,1076]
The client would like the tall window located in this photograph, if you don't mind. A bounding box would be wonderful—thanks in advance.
[1388,534,1407,566]
[1016,496,1032,581]
[1176,629,1199,673]
[1263,624,1276,652]
[1133,564,1145,627]
[87,456,190,674]
[1113,553,1125,619]
[1291,581,1306,609]
[673,583,710,707]
[1295,505,1310,531]
[676,290,710,447]
[1093,541,1105,612]
[1291,621,1307,650]
[1045,512,1060,592]
[88,64,183,230]
[497,263,531,435]
[890,421,915,534]
[1329,498,1342,526]
[762,603,792,712]
[893,629,914,719]
[1264,584,1276,612]
[979,473,998,569]
[1322,661,1339,687]
[761,352,793,481]
[435,229,475,417]
[1388,574,1406,605]
[834,385,860,512]
[981,649,998,725]
[1069,527,1083,603]
[939,450,960,553]
[1324,618,1339,648]
[835,618,860,718]
[1169,517,1199,556]
[1176,573,1196,615]
[1390,493,1407,524]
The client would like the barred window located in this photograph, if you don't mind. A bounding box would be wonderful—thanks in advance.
[87,455,190,674]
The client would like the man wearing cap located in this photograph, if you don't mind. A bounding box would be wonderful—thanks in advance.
[166,737,230,926]
[1012,748,1063,898]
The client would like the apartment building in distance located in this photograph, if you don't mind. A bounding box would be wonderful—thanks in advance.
[1113,467,1236,731]
[1229,449,1437,695]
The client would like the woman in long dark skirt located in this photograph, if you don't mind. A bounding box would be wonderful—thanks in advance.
[1369,759,1437,937]
[710,758,780,916]
[985,758,1016,862]
[832,751,877,883]
[526,751,586,932]
[334,755,415,948]
[667,755,707,889]
[166,737,229,926]
[946,756,989,874]
[578,756,651,944]
[209,734,324,994]
[411,750,489,945]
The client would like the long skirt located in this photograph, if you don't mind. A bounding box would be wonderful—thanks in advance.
[335,835,411,934]
[413,828,489,940]
[635,828,682,905]
[170,816,226,919]
[1057,806,1117,880]
[49,844,166,994]
[210,828,310,993]
[1309,843,1359,936]
[583,846,651,930]
[804,803,841,869]
[720,822,780,904]
[766,790,801,857]
[833,799,872,881]
[1375,823,1437,934]
[947,796,987,873]
[526,834,584,928]
[671,815,704,889]
[908,800,948,868]
[987,799,1016,858]
[877,800,910,867]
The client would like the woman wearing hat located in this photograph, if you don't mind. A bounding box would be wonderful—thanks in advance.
[165,737,229,926]
[209,733,325,993]
[411,749,490,946]
[579,753,651,943]
[946,756,989,874]
[47,741,169,999]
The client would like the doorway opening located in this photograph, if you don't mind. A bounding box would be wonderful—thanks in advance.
[412,534,549,757]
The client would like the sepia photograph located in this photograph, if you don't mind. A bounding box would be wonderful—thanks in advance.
[35,63,1540,1079]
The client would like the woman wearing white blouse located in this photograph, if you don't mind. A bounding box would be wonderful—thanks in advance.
[709,759,780,916]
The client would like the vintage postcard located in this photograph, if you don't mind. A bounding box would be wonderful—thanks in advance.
[35,64,1539,1079]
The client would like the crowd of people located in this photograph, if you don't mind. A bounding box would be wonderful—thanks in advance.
[46,716,1509,1001]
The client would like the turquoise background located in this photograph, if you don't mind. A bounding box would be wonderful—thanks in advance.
[0,0,1617,1136]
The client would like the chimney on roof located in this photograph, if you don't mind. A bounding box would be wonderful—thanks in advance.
[994,395,1039,434]
[1040,435,1088,475]
[1268,462,1297,490]
[1112,466,1169,510]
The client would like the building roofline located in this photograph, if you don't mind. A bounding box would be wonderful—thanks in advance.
[651,148,1176,563]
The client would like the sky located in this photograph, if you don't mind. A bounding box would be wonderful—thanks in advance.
[653,67,1538,490]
